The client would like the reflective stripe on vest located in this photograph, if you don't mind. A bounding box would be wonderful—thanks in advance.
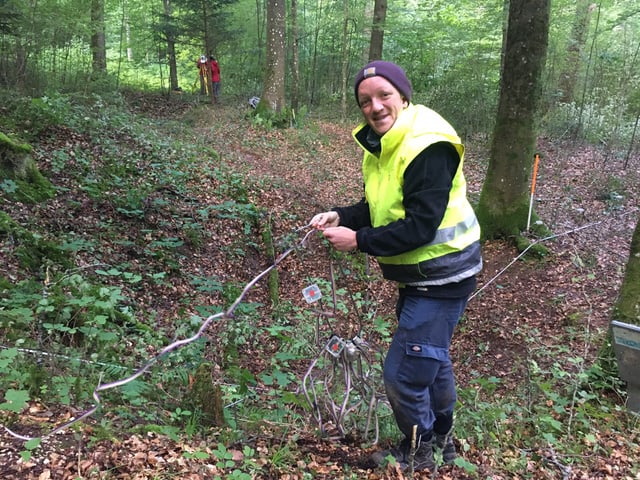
[427,212,479,247]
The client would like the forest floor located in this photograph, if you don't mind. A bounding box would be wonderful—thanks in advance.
[1,92,640,479]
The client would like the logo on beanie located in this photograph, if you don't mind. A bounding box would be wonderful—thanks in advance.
[363,67,377,78]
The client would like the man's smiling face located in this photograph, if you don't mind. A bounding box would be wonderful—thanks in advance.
[357,76,408,136]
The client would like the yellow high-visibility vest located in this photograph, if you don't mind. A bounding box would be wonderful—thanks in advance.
[353,104,481,285]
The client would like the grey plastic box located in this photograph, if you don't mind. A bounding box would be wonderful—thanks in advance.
[611,320,640,413]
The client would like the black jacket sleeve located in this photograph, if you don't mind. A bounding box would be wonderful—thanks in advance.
[332,198,372,231]
[348,141,460,257]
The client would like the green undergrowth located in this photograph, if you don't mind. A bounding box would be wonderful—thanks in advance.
[455,329,636,477]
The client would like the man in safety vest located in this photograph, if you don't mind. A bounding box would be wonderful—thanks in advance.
[310,60,482,473]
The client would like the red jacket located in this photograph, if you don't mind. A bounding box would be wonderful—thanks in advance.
[209,60,220,82]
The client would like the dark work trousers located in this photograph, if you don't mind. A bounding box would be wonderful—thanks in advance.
[383,293,468,440]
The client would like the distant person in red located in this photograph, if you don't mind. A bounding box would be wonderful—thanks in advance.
[209,56,221,103]
[196,55,209,96]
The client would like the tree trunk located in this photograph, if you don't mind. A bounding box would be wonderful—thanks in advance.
[290,0,300,112]
[594,217,640,383]
[0,133,33,179]
[368,0,386,61]
[476,0,551,240]
[613,218,640,325]
[574,4,601,140]
[624,113,639,169]
[340,0,349,118]
[162,0,180,91]
[200,0,212,55]
[0,133,54,202]
[309,0,324,106]
[255,0,264,64]
[260,0,286,112]
[91,0,107,76]
[558,0,593,103]
[187,363,226,427]
[15,38,27,88]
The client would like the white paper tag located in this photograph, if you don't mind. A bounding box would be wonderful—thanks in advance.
[302,284,322,304]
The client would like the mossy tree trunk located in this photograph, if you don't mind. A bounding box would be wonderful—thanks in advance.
[91,0,107,76]
[260,213,280,307]
[476,0,550,241]
[557,0,593,103]
[0,132,34,179]
[188,363,226,427]
[290,0,301,113]
[0,132,54,202]
[595,218,640,380]
[162,0,180,91]
[613,218,640,325]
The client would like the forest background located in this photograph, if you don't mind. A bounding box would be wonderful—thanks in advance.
[2,0,638,144]
[1,0,640,479]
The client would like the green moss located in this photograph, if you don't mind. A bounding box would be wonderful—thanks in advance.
[613,220,640,324]
[0,132,54,203]
[0,132,33,154]
[188,363,226,427]
[527,217,553,239]
[0,210,16,232]
[476,200,529,241]
[13,166,56,203]
[476,194,552,258]
[514,235,549,258]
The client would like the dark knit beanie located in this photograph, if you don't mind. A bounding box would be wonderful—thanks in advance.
[354,61,412,105]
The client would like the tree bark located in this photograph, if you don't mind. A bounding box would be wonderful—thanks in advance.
[0,133,32,179]
[368,0,386,61]
[290,0,300,112]
[91,0,107,76]
[613,218,640,325]
[558,0,593,103]
[340,0,349,117]
[476,0,551,240]
[162,0,180,91]
[309,0,324,106]
[260,0,286,112]
[200,0,211,54]
[595,217,640,382]
[0,133,54,202]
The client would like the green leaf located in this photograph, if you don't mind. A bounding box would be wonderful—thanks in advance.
[184,450,210,459]
[453,456,478,473]
[0,389,30,412]
[19,450,32,462]
[0,347,19,368]
[24,438,41,450]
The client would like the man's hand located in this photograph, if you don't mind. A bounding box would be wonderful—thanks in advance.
[310,211,340,230]
[321,227,358,252]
